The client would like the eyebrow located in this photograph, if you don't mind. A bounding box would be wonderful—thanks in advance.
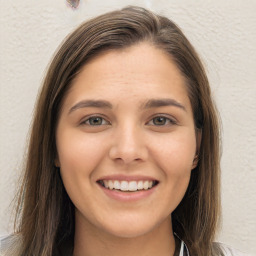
[69,100,113,114]
[142,98,186,111]
[68,98,186,114]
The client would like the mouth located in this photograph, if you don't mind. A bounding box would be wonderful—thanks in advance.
[97,179,159,192]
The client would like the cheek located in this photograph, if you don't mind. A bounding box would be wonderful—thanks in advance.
[56,130,109,201]
[57,130,107,171]
[149,130,196,173]
[147,129,196,205]
[56,131,108,206]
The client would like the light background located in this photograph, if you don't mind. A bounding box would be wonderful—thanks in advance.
[0,0,255,254]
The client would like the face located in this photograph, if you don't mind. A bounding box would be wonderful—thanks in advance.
[56,43,199,239]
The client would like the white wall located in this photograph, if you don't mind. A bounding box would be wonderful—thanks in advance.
[0,0,255,254]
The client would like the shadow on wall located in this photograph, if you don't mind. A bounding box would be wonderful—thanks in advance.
[66,0,80,9]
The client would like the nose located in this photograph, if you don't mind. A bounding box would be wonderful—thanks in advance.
[109,124,148,165]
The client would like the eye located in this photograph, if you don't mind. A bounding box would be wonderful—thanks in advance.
[82,116,110,126]
[147,116,176,126]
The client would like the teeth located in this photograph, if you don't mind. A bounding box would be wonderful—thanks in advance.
[113,180,120,190]
[103,180,108,188]
[143,181,149,190]
[128,181,137,191]
[100,180,155,191]
[108,180,114,190]
[120,181,129,191]
[137,181,143,190]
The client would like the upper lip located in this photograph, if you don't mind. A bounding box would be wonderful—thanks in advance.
[97,175,158,182]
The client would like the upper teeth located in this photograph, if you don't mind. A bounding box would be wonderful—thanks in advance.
[101,180,154,191]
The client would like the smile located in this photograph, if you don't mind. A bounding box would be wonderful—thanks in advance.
[97,180,158,192]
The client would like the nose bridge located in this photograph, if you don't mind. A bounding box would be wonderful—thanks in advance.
[109,120,147,164]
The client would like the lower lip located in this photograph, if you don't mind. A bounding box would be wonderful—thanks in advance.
[98,184,157,202]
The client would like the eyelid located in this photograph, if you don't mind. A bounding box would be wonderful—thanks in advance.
[80,114,111,126]
[146,114,177,126]
[78,113,177,127]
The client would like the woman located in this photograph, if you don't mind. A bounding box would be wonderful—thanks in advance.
[0,6,247,256]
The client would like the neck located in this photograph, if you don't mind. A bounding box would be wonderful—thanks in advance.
[73,215,175,256]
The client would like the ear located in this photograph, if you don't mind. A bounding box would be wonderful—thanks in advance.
[192,129,202,169]
[54,157,60,168]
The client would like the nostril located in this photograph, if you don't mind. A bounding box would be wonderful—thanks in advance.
[108,138,148,164]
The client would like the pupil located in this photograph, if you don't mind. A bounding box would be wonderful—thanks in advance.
[90,117,102,125]
[153,117,166,125]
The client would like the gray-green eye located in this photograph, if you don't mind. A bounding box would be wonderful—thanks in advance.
[147,116,176,126]
[152,117,167,125]
[83,117,109,126]
[88,117,103,125]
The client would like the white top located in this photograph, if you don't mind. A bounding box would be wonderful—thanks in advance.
[0,234,253,256]
[219,244,253,256]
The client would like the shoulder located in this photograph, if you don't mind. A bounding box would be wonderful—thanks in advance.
[0,234,22,256]
[218,243,253,256]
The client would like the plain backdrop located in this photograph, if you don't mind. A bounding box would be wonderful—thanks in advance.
[0,0,255,254]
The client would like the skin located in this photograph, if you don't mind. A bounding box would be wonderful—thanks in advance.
[56,42,199,256]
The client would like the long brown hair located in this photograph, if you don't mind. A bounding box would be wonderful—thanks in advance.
[14,6,222,256]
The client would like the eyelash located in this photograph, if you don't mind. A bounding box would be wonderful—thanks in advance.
[80,116,110,126]
[146,115,177,126]
[80,115,177,127]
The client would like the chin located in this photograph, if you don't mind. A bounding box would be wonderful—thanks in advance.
[99,215,167,239]
[103,224,153,239]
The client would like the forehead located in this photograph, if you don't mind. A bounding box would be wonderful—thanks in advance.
[63,42,191,111]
